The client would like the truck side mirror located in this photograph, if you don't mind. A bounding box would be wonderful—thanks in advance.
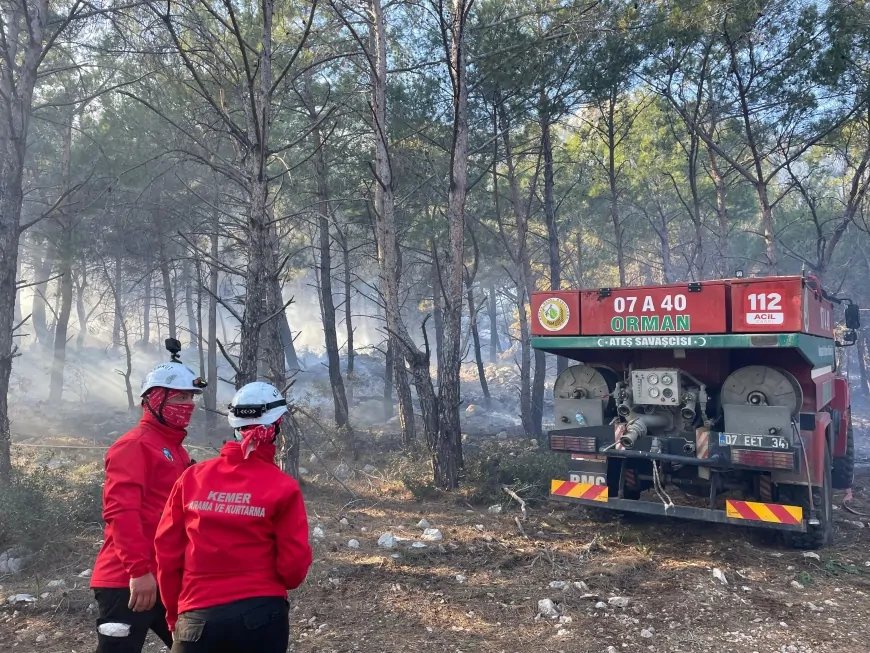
[845,304,860,330]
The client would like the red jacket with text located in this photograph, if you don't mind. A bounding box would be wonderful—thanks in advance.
[91,412,191,588]
[154,441,312,629]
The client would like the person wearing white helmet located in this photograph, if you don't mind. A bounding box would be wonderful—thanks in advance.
[155,381,312,653]
[91,340,207,653]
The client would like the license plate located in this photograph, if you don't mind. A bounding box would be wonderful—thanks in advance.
[718,433,790,449]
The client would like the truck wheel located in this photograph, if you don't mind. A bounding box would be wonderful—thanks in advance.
[780,446,833,550]
[831,414,854,490]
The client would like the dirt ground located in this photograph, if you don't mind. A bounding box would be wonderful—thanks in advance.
[3,413,870,653]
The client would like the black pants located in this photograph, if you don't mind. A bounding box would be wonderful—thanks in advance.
[171,596,290,653]
[94,588,173,652]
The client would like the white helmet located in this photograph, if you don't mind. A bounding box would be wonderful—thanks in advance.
[140,362,206,397]
[228,382,288,428]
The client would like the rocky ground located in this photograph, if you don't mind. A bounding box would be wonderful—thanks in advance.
[2,367,870,653]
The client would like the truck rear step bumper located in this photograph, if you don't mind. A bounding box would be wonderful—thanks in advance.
[550,480,806,532]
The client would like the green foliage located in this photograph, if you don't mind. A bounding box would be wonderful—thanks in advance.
[460,442,567,505]
[0,457,103,561]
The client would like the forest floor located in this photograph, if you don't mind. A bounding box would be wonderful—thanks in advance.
[2,392,870,653]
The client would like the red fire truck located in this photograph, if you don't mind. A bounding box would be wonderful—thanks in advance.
[530,273,861,548]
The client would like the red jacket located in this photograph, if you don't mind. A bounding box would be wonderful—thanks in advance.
[154,441,312,629]
[91,412,191,588]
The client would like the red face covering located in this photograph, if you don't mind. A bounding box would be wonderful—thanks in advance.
[239,421,278,459]
[145,389,195,430]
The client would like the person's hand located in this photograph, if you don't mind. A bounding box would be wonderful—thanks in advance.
[128,572,157,612]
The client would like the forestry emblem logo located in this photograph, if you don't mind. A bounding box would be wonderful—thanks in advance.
[538,297,570,331]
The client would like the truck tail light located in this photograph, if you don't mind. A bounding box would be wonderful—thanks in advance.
[550,434,597,453]
[731,449,795,470]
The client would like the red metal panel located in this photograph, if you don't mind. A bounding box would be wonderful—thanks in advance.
[831,377,851,458]
[730,276,834,337]
[530,291,581,336]
[730,276,803,333]
[579,282,727,336]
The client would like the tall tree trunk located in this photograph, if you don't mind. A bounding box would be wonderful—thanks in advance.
[467,282,490,406]
[205,187,219,426]
[370,0,418,448]
[112,256,122,347]
[858,330,870,398]
[31,238,54,345]
[383,335,394,419]
[498,101,535,437]
[48,117,73,404]
[607,98,626,286]
[541,113,567,375]
[488,281,500,361]
[573,229,584,287]
[708,148,731,278]
[434,0,473,478]
[183,260,197,346]
[305,77,351,440]
[0,0,49,483]
[160,252,176,341]
[274,277,299,370]
[431,249,444,369]
[143,271,151,346]
[340,229,355,404]
[75,265,87,349]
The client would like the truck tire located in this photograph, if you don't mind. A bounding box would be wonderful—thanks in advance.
[779,446,833,550]
[831,414,854,490]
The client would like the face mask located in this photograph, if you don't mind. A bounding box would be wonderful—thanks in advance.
[162,402,195,430]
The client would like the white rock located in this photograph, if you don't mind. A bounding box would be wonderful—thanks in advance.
[377,533,397,549]
[36,634,46,643]
[802,551,821,560]
[347,539,360,549]
[549,581,567,590]
[594,601,607,609]
[3,558,23,574]
[559,615,573,624]
[421,528,443,542]
[416,518,431,529]
[488,505,503,514]
[496,431,508,440]
[361,527,369,533]
[6,594,36,603]
[456,574,467,583]
[363,464,376,474]
[411,542,427,549]
[339,518,349,526]
[607,647,619,653]
[790,580,804,590]
[312,527,325,539]
[40,592,50,599]
[641,629,654,638]
[537,598,559,619]
[309,454,317,464]
[334,463,351,479]
[390,553,401,559]
[46,580,65,589]
[98,623,131,637]
[78,568,92,578]
[608,596,630,608]
[713,568,728,585]
[573,581,589,592]
[297,467,309,475]
[556,628,570,637]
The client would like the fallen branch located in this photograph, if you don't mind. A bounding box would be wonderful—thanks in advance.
[503,486,527,520]
[514,516,528,538]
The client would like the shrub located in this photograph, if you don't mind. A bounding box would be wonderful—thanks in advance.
[0,456,103,563]
[461,442,568,505]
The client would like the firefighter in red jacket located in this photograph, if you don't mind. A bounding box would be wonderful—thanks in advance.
[91,352,206,653]
[154,381,312,653]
